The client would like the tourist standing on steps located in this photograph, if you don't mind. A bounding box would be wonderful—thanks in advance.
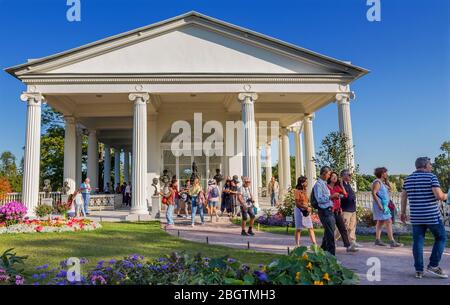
[190,178,204,227]
[80,178,91,216]
[124,182,131,207]
[238,177,256,236]
[336,169,362,248]
[267,176,280,207]
[230,175,241,217]
[327,172,358,253]
[371,167,403,248]
[313,166,340,256]
[401,157,448,279]
[207,179,220,222]
[294,176,316,246]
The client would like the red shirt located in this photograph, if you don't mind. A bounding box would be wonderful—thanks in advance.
[327,184,347,212]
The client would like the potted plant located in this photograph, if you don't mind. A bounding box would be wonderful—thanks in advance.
[35,204,54,220]
[54,201,72,219]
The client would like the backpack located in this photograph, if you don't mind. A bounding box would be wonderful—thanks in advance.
[211,186,219,198]
[310,187,319,210]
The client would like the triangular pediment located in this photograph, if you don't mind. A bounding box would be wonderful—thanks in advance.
[6,11,367,79]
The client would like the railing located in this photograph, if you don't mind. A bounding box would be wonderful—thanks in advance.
[0,192,62,205]
[1,192,121,211]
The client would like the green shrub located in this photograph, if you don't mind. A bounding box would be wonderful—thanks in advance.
[277,188,295,217]
[35,204,54,218]
[356,206,376,227]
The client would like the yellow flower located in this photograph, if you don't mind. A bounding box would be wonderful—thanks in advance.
[313,280,324,285]
[261,265,267,272]
[306,262,313,270]
[214,268,219,272]
[323,273,330,281]
[302,253,308,260]
[295,272,301,281]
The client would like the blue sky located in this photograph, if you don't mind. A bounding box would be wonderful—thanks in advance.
[0,0,449,175]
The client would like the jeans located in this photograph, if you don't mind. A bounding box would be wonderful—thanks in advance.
[318,208,336,255]
[334,211,351,248]
[270,192,277,207]
[82,193,90,214]
[75,204,86,217]
[191,196,204,225]
[412,220,447,272]
[166,204,175,225]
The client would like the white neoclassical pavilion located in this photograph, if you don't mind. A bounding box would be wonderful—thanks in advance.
[6,11,368,218]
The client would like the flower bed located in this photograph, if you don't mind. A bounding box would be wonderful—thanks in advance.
[0,201,101,234]
[4,246,358,285]
[0,218,101,234]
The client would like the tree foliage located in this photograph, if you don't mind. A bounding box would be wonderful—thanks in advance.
[433,141,450,191]
[0,151,22,192]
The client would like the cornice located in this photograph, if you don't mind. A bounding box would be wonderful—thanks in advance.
[19,73,354,85]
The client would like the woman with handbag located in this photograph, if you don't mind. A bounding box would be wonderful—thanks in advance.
[294,176,316,246]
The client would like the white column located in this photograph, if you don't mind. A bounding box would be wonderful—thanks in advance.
[336,93,356,173]
[281,127,291,191]
[293,125,305,178]
[238,92,259,208]
[124,149,130,184]
[75,127,83,188]
[303,114,316,194]
[20,92,44,217]
[87,130,98,191]
[147,114,159,203]
[63,116,77,194]
[265,142,272,187]
[257,146,262,189]
[103,144,111,192]
[278,135,284,195]
[129,92,149,215]
[114,147,121,188]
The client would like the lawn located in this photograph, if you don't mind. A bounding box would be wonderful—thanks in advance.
[232,219,450,247]
[0,221,281,279]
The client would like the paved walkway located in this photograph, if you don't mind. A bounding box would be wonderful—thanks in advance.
[162,215,450,285]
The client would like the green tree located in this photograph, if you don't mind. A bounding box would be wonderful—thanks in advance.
[314,131,361,186]
[0,151,21,192]
[433,141,450,191]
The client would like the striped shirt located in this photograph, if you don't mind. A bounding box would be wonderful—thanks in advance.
[403,171,441,225]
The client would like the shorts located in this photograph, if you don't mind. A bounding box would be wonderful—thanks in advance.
[240,206,255,221]
[208,201,218,207]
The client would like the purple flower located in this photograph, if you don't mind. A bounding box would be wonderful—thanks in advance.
[15,275,24,285]
[254,270,268,282]
[56,270,67,278]
[227,258,236,263]
[108,259,117,265]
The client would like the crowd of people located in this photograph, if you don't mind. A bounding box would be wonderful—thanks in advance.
[61,156,449,279]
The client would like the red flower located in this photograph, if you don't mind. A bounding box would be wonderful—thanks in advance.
[35,226,43,232]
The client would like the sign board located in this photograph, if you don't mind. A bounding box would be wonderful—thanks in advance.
[285,216,293,222]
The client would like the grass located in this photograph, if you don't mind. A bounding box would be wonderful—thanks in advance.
[0,221,281,279]
[232,219,450,247]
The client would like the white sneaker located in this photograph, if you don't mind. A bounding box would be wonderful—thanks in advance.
[426,266,448,279]
[191,224,195,227]
[353,242,363,248]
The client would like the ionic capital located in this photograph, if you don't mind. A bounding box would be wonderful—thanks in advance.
[304,113,315,121]
[129,92,150,104]
[238,92,258,103]
[64,116,76,125]
[336,92,355,104]
[20,92,45,105]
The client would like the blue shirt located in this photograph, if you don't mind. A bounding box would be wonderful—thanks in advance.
[403,171,441,225]
[313,178,333,209]
[80,182,91,194]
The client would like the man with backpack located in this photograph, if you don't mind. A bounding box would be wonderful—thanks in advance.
[207,179,220,222]
[312,166,357,255]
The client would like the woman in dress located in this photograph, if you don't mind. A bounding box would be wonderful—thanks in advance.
[294,176,317,246]
[221,178,233,216]
[371,167,402,247]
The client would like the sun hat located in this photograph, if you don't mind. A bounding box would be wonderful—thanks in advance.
[208,179,216,185]
[232,175,240,184]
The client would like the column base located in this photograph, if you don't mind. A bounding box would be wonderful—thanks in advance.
[125,213,153,222]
